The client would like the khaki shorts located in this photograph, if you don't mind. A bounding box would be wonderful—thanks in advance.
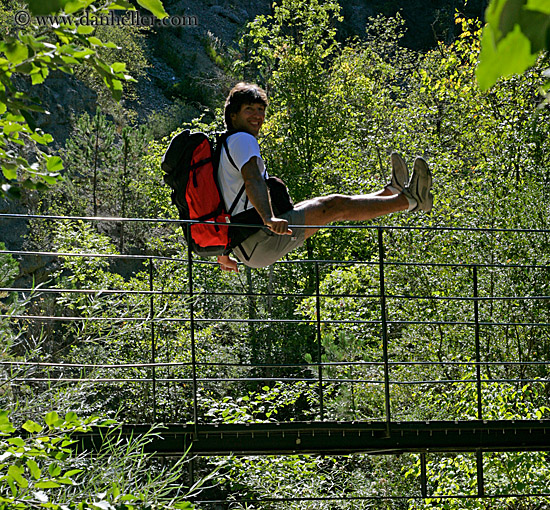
[232,208,306,268]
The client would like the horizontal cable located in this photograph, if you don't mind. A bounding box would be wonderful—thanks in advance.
[4,314,550,327]
[3,248,549,271]
[4,286,549,302]
[7,377,547,385]
[193,493,550,504]
[3,212,550,234]
[3,360,549,369]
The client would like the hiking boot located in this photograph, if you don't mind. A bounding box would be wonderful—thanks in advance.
[386,152,409,193]
[402,156,433,212]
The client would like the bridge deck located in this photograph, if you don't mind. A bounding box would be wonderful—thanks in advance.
[76,420,550,456]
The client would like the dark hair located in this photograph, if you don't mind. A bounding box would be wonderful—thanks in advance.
[224,82,268,130]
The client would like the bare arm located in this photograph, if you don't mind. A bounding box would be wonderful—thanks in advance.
[241,156,292,235]
[216,156,292,273]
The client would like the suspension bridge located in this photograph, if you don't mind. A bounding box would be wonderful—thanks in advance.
[1,212,550,504]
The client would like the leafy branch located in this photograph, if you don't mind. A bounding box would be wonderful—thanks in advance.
[0,0,167,199]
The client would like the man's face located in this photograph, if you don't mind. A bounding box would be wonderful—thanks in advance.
[230,102,266,137]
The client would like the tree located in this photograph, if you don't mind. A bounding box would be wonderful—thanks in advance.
[237,0,343,203]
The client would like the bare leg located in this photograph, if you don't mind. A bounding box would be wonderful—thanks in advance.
[294,193,408,239]
[371,187,398,197]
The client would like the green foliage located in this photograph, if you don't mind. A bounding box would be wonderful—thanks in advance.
[405,380,550,508]
[63,109,118,217]
[0,0,166,199]
[203,382,319,424]
[32,109,163,253]
[74,21,151,124]
[238,0,343,203]
[3,1,550,505]
[477,0,550,92]
[0,410,200,509]
[0,245,24,357]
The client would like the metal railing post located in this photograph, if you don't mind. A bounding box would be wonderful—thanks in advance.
[378,228,392,437]
[473,265,485,497]
[149,257,157,422]
[315,262,325,421]
[187,224,199,435]
[473,265,482,419]
[476,449,485,497]
[420,453,428,498]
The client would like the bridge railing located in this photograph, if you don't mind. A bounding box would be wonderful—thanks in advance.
[1,213,549,427]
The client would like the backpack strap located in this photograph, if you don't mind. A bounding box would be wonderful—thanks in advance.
[222,137,239,171]
[219,131,264,254]
[221,135,247,215]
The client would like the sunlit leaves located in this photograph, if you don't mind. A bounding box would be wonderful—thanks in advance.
[477,0,550,90]
[0,411,114,506]
[136,0,168,19]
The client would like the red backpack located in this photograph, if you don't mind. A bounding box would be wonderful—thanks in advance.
[162,130,250,256]
[163,130,294,257]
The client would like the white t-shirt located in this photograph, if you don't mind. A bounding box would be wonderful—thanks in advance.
[218,132,269,216]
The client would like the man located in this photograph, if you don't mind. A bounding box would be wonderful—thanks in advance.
[217,82,433,271]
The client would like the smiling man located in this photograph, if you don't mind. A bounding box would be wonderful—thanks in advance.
[217,82,433,272]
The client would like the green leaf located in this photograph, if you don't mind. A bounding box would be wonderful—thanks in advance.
[5,41,29,65]
[73,48,95,58]
[27,459,42,480]
[45,411,61,427]
[477,23,538,90]
[55,477,75,485]
[8,465,29,488]
[2,165,17,180]
[519,9,550,52]
[46,156,63,172]
[88,37,104,46]
[103,77,123,101]
[22,420,43,433]
[35,480,61,489]
[65,411,79,423]
[21,109,37,131]
[111,62,127,73]
[31,71,46,85]
[119,494,139,502]
[136,0,168,19]
[491,0,524,40]
[26,0,72,15]
[15,62,34,74]
[48,463,62,477]
[7,437,26,447]
[30,132,53,144]
[526,0,550,14]
[65,0,92,14]
[64,468,83,477]
[77,25,95,35]
[4,122,23,135]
